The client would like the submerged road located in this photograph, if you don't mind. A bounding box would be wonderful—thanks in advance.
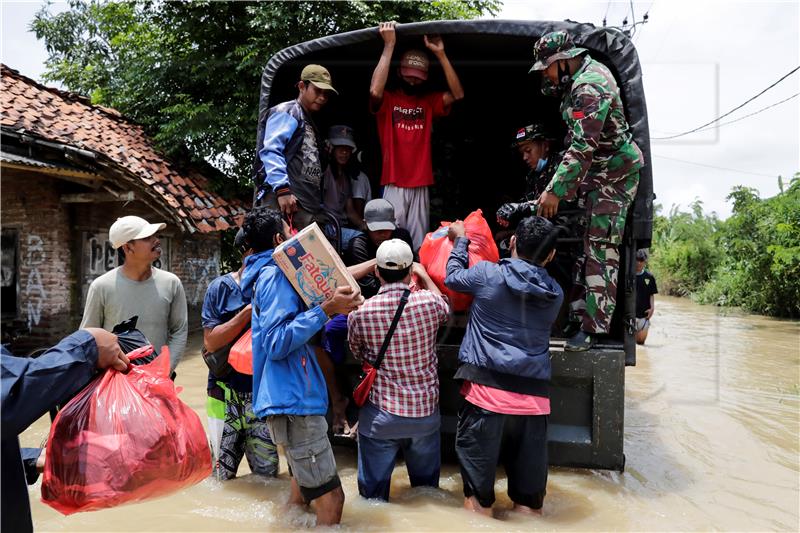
[21,296,800,531]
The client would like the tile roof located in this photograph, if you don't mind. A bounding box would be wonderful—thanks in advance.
[0,64,247,233]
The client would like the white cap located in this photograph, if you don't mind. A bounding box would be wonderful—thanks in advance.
[109,216,166,249]
[376,239,413,270]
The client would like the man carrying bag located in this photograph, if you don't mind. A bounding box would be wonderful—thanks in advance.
[347,239,449,501]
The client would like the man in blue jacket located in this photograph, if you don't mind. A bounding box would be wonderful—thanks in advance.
[256,64,337,230]
[445,216,563,518]
[239,206,362,526]
[1,328,130,533]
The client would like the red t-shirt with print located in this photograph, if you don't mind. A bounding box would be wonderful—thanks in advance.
[375,89,449,188]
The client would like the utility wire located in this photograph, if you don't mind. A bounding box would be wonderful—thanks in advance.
[653,65,800,140]
[652,154,780,178]
[690,92,799,133]
[652,92,799,136]
[629,0,637,36]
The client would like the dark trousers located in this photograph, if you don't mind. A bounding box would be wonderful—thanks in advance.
[456,401,549,509]
[357,430,441,501]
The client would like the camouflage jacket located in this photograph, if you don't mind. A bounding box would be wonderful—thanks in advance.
[522,152,562,202]
[545,56,644,202]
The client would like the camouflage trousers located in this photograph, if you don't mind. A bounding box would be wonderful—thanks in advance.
[569,171,639,334]
[207,383,279,480]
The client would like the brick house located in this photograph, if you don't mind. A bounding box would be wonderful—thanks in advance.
[1,65,247,351]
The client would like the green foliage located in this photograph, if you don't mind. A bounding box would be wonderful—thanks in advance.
[31,0,500,192]
[651,174,800,318]
[649,200,724,297]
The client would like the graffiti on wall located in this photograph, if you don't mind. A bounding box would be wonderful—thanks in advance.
[24,234,47,328]
[184,255,220,306]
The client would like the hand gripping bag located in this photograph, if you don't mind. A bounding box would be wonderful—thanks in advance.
[418,209,500,311]
[41,346,212,514]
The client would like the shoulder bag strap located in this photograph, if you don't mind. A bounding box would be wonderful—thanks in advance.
[371,289,411,371]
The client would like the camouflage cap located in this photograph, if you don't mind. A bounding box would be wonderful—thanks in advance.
[529,31,588,72]
[300,64,338,94]
[511,124,555,148]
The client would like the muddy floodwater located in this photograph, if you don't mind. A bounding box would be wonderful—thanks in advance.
[20,296,800,531]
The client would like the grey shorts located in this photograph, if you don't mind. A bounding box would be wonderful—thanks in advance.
[267,415,340,502]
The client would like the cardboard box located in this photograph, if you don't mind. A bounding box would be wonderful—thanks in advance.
[273,222,360,307]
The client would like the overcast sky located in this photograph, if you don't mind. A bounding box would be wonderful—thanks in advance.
[3,0,799,218]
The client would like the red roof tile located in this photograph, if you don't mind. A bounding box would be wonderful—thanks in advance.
[1,65,247,233]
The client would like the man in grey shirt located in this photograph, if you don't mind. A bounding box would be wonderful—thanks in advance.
[80,216,188,372]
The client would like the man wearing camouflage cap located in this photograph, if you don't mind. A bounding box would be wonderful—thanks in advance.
[256,64,338,230]
[530,30,644,351]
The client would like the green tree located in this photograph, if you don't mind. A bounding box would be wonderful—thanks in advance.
[698,175,800,317]
[32,1,499,193]
[649,200,724,296]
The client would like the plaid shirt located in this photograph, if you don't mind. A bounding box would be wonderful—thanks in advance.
[348,282,449,417]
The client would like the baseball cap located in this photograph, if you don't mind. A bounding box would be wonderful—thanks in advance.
[328,124,357,150]
[400,49,429,81]
[300,64,338,94]
[109,216,166,249]
[636,249,649,261]
[364,199,397,231]
[376,239,413,270]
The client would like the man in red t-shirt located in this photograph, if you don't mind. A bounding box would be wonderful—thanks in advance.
[369,21,464,249]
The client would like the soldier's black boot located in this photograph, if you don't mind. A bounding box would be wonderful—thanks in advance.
[565,330,595,352]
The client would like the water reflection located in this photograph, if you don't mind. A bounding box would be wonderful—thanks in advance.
[22,296,799,531]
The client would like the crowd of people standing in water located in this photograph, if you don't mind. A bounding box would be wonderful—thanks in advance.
[2,26,656,530]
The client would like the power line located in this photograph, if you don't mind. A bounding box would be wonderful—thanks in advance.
[691,92,799,133]
[653,65,800,140]
[629,0,636,36]
[603,0,611,26]
[652,154,780,178]
[652,92,799,136]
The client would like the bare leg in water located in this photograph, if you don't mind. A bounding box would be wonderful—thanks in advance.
[464,496,493,517]
[288,479,345,526]
[311,486,345,526]
[512,503,543,516]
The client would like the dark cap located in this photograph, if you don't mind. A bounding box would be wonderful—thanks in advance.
[300,64,338,94]
[511,123,555,148]
[364,199,397,232]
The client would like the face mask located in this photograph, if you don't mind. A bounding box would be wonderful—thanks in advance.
[540,76,560,97]
[400,79,424,96]
[535,157,548,172]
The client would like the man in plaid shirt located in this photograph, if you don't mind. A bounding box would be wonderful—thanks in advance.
[347,239,449,501]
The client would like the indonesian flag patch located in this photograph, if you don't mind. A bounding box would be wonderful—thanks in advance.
[516,128,526,139]
[573,110,586,119]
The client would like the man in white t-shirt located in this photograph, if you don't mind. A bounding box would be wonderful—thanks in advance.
[80,216,188,373]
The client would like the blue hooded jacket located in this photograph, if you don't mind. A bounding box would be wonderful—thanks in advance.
[241,249,329,417]
[444,237,564,396]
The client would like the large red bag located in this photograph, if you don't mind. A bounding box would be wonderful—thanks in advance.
[41,346,212,514]
[419,209,500,311]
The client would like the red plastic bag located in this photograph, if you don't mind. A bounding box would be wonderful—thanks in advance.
[229,328,253,375]
[419,209,500,311]
[41,346,212,515]
[352,362,377,407]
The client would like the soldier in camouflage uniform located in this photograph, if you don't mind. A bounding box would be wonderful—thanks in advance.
[530,31,643,351]
[496,123,562,230]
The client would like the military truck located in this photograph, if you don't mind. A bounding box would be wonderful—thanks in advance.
[253,20,654,471]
